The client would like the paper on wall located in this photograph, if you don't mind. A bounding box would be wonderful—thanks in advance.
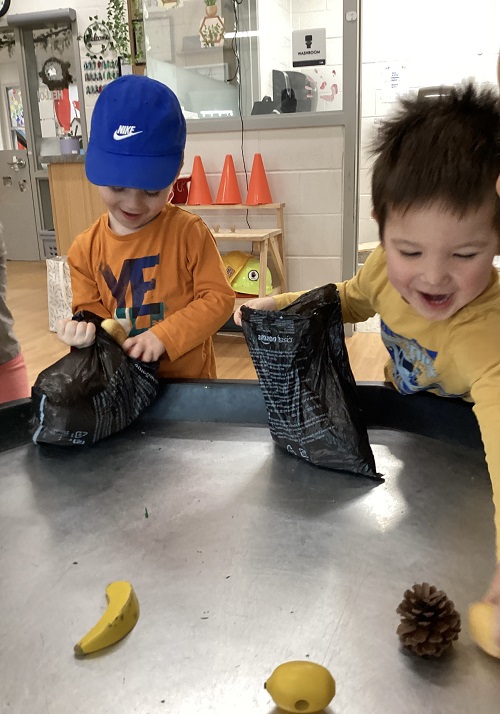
[381,63,408,103]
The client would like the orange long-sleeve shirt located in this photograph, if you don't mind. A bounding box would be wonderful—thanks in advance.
[68,204,234,379]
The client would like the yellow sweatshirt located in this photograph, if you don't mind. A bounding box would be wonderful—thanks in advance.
[68,204,235,379]
[276,245,500,557]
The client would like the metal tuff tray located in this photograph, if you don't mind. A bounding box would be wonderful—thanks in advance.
[0,382,498,714]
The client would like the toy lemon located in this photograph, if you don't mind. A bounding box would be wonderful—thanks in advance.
[468,601,500,659]
[264,660,336,713]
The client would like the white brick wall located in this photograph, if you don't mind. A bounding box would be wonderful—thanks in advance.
[184,125,345,290]
[6,0,496,283]
[359,0,500,244]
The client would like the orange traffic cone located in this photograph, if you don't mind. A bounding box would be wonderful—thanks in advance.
[246,153,272,205]
[216,155,242,204]
[187,155,213,205]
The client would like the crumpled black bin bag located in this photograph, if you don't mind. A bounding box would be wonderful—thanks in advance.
[31,312,159,446]
[241,285,381,480]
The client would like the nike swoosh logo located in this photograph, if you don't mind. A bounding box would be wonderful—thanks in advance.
[113,130,143,141]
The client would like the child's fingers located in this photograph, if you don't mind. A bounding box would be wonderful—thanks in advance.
[233,299,258,326]
[123,333,165,362]
[76,321,96,347]
[55,317,72,338]
[125,343,155,362]
[233,307,243,326]
[233,297,277,326]
[122,337,144,360]
[56,319,95,348]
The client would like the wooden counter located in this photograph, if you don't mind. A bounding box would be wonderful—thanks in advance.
[47,159,106,256]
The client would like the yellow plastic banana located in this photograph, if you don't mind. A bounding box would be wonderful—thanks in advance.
[468,601,500,659]
[74,581,140,656]
[100,318,128,346]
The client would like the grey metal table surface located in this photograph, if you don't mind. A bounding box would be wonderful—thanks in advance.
[1,381,499,714]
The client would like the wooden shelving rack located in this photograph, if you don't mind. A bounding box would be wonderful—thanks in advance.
[183,203,287,301]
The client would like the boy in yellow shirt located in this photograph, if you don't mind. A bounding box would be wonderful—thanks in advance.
[235,80,500,644]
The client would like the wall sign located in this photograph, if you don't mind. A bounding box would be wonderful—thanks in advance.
[83,21,112,58]
[199,15,224,48]
[292,28,326,68]
[381,64,408,103]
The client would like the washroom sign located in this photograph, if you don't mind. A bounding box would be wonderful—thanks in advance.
[292,28,326,67]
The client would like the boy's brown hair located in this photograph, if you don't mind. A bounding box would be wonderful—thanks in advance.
[371,82,500,238]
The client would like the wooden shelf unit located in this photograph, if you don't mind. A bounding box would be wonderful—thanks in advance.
[183,203,287,299]
[48,162,106,256]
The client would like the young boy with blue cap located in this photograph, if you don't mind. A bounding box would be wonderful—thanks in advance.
[57,75,234,379]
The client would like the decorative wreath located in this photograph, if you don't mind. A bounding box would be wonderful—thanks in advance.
[39,57,73,90]
[83,21,112,59]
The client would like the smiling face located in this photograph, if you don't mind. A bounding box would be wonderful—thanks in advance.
[382,202,500,322]
[98,186,172,235]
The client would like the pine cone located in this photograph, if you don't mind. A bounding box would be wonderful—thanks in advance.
[396,582,461,657]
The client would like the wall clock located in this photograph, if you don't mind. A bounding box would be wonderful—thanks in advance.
[0,0,11,18]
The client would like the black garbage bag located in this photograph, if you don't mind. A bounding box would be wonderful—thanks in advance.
[31,312,159,446]
[241,285,381,480]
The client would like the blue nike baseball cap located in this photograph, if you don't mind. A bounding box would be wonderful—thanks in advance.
[85,75,186,191]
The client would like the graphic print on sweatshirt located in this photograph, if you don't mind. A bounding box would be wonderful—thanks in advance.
[101,255,164,336]
[380,320,467,397]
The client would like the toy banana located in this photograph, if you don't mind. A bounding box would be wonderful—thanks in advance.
[468,601,500,659]
[74,581,140,656]
[101,318,128,346]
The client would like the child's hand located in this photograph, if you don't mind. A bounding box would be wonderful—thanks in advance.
[233,296,278,326]
[122,330,166,362]
[56,318,96,348]
[482,561,500,646]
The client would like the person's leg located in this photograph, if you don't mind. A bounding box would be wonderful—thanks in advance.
[0,352,30,404]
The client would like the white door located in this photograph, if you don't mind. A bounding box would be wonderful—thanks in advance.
[0,148,39,260]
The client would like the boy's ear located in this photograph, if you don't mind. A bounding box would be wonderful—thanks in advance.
[371,209,379,223]
[496,175,500,198]
[173,153,185,184]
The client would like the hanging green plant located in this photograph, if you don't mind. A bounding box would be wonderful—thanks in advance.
[1,27,71,58]
[106,0,131,61]
[34,26,72,53]
[132,20,146,64]
[1,25,72,57]
[131,0,143,19]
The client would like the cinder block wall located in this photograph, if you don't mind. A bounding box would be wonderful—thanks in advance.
[184,125,345,291]
[359,0,500,245]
